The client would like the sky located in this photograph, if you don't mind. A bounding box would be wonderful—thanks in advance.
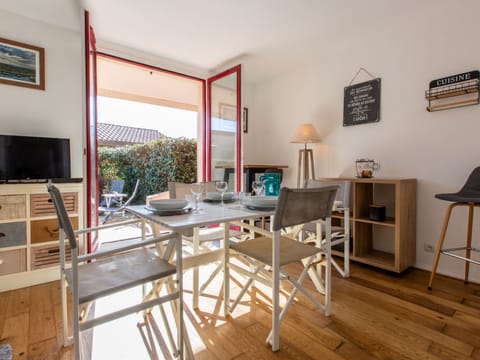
[97,96,198,139]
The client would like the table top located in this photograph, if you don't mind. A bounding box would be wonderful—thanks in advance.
[127,202,275,232]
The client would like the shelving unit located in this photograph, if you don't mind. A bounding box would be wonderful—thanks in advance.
[425,71,479,112]
[0,182,83,291]
[325,177,416,273]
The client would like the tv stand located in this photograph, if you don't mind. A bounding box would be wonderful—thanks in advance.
[0,182,83,291]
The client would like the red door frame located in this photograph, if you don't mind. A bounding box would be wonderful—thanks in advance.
[84,11,98,252]
[206,65,242,191]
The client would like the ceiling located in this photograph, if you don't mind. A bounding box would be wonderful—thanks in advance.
[0,0,433,83]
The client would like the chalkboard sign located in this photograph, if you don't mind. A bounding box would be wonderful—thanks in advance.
[343,78,381,126]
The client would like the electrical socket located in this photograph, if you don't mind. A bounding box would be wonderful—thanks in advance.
[424,243,434,253]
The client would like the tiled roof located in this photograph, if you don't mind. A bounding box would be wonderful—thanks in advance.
[97,122,166,147]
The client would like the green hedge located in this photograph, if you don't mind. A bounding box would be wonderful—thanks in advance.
[98,137,197,203]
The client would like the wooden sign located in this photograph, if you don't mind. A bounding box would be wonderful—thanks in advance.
[343,78,381,126]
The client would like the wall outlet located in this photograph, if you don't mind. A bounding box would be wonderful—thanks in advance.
[424,243,435,253]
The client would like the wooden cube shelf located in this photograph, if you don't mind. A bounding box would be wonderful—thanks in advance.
[323,177,416,273]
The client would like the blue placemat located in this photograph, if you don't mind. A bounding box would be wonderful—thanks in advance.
[0,344,12,360]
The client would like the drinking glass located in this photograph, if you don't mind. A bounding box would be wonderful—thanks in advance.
[252,180,264,196]
[190,182,204,211]
[216,181,228,206]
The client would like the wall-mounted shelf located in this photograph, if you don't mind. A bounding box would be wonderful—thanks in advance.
[425,71,479,112]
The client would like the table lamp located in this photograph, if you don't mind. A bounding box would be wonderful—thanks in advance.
[291,123,321,187]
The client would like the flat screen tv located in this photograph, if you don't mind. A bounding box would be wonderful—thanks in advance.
[0,134,71,181]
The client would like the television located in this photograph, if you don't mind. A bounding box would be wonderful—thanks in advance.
[0,134,71,181]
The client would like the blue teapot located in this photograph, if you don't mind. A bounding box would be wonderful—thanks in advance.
[260,173,281,196]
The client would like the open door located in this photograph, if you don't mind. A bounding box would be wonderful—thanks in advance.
[84,11,99,252]
[206,65,242,191]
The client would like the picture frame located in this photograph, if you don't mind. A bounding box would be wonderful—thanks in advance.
[0,37,45,90]
[243,107,248,133]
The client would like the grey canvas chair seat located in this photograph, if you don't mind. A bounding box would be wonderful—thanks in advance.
[231,235,321,266]
[65,248,176,304]
[428,167,480,289]
[227,186,338,352]
[47,183,184,360]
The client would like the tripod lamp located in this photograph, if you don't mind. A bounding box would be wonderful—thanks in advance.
[291,123,321,187]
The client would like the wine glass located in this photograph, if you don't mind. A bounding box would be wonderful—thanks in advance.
[216,181,228,206]
[252,180,264,196]
[190,182,204,211]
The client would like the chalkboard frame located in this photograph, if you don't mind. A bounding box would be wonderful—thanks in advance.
[343,78,381,127]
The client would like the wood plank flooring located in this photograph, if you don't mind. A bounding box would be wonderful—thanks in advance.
[1,261,480,359]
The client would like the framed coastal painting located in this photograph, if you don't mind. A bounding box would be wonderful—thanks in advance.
[0,37,45,90]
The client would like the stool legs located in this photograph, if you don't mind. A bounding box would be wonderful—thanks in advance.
[428,202,457,290]
[464,204,474,284]
[428,202,477,290]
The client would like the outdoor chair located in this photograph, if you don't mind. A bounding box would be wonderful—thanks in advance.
[99,179,125,207]
[101,179,140,224]
[227,186,337,351]
[47,183,184,360]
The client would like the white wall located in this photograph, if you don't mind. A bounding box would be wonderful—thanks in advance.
[245,2,480,281]
[0,11,84,177]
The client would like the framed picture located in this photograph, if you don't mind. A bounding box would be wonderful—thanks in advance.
[242,107,248,133]
[0,37,45,90]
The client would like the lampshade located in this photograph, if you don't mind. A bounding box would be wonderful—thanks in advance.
[290,123,321,144]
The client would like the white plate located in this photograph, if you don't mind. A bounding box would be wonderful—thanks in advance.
[206,192,234,201]
[149,199,189,211]
[249,196,278,207]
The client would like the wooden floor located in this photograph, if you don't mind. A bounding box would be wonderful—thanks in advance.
[1,261,480,359]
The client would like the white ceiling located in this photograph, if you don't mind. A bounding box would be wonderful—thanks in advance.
[0,0,434,83]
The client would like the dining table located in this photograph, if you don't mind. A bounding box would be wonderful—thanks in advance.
[127,200,276,311]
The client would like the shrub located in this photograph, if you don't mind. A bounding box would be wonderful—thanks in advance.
[98,137,197,203]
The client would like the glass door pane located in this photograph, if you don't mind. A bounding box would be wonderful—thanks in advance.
[207,65,241,191]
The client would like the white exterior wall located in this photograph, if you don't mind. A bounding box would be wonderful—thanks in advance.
[0,10,84,178]
[244,2,480,281]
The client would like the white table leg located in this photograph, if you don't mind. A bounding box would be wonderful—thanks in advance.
[271,230,280,351]
[192,226,200,309]
[223,224,230,316]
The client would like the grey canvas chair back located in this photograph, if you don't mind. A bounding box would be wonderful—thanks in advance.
[47,183,77,249]
[168,181,217,200]
[273,186,338,231]
[305,179,351,209]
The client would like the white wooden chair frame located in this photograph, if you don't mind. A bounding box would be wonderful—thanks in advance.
[225,186,337,351]
[48,184,184,360]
